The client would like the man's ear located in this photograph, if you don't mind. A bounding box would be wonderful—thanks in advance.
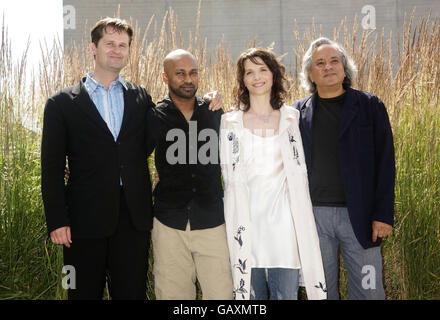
[162,72,168,85]
[91,42,97,58]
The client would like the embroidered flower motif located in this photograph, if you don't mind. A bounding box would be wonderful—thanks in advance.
[227,131,239,170]
[233,278,248,300]
[234,226,245,248]
[227,132,239,153]
[232,156,239,171]
[234,258,248,275]
[314,282,328,293]
[288,131,300,165]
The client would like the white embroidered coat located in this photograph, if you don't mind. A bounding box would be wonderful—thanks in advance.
[219,106,327,300]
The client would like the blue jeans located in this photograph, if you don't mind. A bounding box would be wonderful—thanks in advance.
[312,206,385,300]
[250,268,299,300]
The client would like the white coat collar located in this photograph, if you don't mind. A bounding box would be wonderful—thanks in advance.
[279,105,297,133]
[223,108,243,126]
[223,105,297,133]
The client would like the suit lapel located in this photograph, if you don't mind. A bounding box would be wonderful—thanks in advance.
[298,94,317,172]
[300,93,317,147]
[117,85,136,141]
[72,79,114,138]
[339,88,359,138]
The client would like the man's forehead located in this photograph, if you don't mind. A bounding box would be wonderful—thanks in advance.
[313,45,341,59]
[314,55,341,60]
[169,56,198,68]
[102,27,129,39]
[173,54,197,63]
[174,65,198,70]
[170,68,198,75]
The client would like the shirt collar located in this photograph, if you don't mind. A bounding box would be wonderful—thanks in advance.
[159,94,205,111]
[85,72,128,92]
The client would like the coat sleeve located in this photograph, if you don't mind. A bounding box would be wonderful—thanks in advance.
[372,97,396,226]
[41,96,69,234]
[142,88,157,157]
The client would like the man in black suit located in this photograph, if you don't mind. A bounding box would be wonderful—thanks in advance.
[41,18,221,300]
[41,17,155,300]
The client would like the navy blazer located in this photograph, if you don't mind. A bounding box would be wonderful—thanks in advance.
[292,88,395,249]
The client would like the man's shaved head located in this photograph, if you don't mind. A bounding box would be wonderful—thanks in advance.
[163,49,198,75]
[162,49,199,100]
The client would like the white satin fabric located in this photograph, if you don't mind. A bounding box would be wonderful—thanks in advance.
[242,129,301,269]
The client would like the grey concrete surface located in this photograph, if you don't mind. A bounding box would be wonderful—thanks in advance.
[63,0,440,64]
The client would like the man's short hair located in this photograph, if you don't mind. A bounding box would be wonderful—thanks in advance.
[91,17,134,47]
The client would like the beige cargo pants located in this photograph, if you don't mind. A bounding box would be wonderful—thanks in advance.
[152,217,233,300]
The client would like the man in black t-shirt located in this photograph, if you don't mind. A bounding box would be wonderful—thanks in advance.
[293,38,395,300]
[149,49,233,300]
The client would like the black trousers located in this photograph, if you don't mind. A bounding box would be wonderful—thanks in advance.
[63,188,150,300]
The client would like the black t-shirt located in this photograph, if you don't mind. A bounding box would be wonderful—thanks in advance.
[310,92,347,206]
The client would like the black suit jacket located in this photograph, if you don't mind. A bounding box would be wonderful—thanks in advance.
[41,78,155,238]
[293,88,395,249]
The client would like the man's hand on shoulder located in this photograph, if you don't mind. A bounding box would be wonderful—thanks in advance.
[50,226,72,248]
[203,91,223,111]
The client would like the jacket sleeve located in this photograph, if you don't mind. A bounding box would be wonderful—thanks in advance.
[219,115,229,189]
[142,88,157,157]
[372,97,396,226]
[41,96,69,234]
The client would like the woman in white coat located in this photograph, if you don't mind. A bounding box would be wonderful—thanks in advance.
[220,48,327,300]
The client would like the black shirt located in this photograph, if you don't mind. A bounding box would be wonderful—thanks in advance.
[150,95,224,230]
[310,92,347,206]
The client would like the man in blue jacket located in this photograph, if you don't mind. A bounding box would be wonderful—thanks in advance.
[292,37,395,299]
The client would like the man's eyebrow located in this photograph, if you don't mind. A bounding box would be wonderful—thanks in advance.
[314,56,340,61]
[174,68,199,72]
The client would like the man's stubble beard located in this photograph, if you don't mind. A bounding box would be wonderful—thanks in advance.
[169,84,198,99]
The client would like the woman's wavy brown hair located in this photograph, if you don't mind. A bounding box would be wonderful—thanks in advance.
[233,48,288,111]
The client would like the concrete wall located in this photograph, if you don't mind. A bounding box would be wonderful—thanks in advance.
[63,0,440,61]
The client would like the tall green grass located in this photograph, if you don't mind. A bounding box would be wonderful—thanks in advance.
[0,8,439,299]
[0,24,61,299]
